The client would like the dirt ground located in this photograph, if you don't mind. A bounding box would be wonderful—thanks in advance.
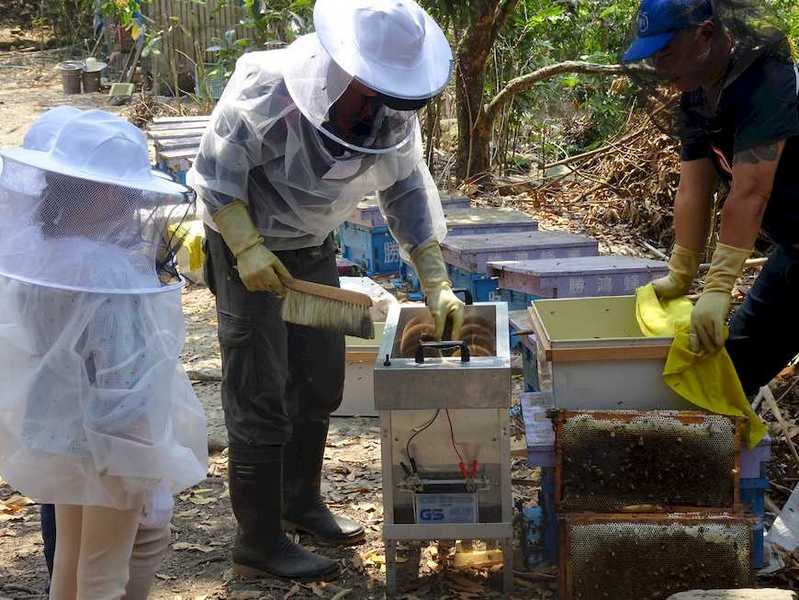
[1,42,798,600]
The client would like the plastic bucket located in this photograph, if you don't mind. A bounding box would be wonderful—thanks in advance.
[58,61,83,94]
[82,70,101,93]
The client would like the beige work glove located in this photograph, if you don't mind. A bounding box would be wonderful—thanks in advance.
[411,240,465,340]
[651,244,703,299]
[212,200,291,294]
[690,242,751,355]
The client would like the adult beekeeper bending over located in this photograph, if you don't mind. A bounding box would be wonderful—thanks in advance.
[188,0,463,582]
[622,0,799,393]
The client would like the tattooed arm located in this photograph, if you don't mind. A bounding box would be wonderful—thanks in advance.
[718,140,785,248]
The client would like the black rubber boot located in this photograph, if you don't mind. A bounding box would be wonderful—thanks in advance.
[283,419,366,546]
[228,445,339,581]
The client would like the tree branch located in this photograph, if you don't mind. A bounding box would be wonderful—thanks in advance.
[486,61,633,120]
[489,0,520,46]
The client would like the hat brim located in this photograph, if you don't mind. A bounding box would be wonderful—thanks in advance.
[313,0,453,100]
[622,31,675,63]
[83,64,107,73]
[0,147,190,197]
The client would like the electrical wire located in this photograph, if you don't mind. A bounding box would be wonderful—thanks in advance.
[445,408,465,465]
[404,409,440,469]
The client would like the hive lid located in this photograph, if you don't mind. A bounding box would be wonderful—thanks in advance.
[489,255,667,277]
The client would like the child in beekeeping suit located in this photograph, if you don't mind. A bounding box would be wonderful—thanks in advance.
[0,107,208,599]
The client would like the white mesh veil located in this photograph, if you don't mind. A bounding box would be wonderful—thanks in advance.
[0,158,192,294]
[283,33,418,155]
[0,159,191,293]
[0,107,194,294]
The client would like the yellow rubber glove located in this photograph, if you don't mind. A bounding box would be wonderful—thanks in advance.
[212,200,291,294]
[410,240,465,340]
[690,242,751,355]
[651,244,703,299]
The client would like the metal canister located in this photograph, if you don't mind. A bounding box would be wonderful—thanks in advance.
[58,61,83,94]
[82,58,106,93]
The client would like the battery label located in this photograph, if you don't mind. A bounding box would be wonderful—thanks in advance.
[415,493,477,524]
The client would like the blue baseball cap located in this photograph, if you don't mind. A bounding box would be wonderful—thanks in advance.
[622,0,714,63]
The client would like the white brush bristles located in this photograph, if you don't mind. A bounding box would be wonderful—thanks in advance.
[281,288,375,339]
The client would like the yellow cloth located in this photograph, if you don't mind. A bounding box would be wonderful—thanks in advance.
[635,283,767,449]
[169,221,205,273]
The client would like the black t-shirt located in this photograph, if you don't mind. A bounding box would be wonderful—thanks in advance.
[679,52,799,247]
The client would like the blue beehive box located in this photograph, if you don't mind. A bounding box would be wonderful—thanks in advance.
[347,193,471,228]
[442,206,538,236]
[509,309,539,391]
[739,438,771,569]
[339,221,401,275]
[339,195,479,275]
[437,230,599,305]
[741,477,768,517]
[443,230,599,274]
[488,255,668,299]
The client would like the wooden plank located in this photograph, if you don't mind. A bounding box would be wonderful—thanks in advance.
[154,136,202,152]
[152,116,211,124]
[160,148,200,160]
[147,128,207,140]
[148,120,208,131]
[346,351,378,364]
[545,344,670,362]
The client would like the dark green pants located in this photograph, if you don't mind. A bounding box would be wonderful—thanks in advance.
[204,227,345,448]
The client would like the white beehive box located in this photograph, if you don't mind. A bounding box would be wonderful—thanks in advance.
[529,296,694,410]
[334,323,385,417]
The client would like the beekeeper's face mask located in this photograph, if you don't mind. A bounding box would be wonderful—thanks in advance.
[324,79,432,152]
[283,34,426,155]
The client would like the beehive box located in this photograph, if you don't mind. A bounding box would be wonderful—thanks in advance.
[488,255,667,299]
[400,211,541,294]
[560,513,754,600]
[529,296,693,410]
[147,116,209,183]
[348,194,471,228]
[339,221,400,275]
[442,206,538,236]
[334,323,385,417]
[442,231,598,274]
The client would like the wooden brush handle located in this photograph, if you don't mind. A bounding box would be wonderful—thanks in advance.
[285,278,373,307]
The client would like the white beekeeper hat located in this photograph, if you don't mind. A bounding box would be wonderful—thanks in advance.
[0,109,189,198]
[313,0,452,100]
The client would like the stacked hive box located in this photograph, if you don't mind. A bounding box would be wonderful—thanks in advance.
[436,231,599,308]
[488,255,668,306]
[147,116,210,183]
[525,297,756,600]
[553,410,753,600]
[500,256,667,395]
[339,194,471,275]
[400,207,541,285]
